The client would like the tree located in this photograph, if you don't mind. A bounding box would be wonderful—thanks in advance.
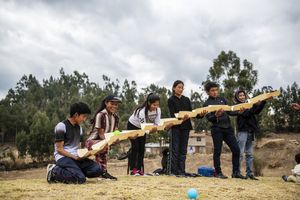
[15,130,28,157]
[203,50,258,103]
[190,90,209,132]
[27,111,53,162]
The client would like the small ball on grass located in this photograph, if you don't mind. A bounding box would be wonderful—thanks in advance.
[187,188,199,199]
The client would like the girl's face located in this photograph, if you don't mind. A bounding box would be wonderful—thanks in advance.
[173,83,184,96]
[149,100,160,111]
[238,92,246,102]
[105,101,119,114]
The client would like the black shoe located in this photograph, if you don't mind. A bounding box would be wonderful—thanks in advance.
[246,174,259,180]
[185,172,201,177]
[282,175,288,182]
[215,172,228,179]
[102,171,117,180]
[176,172,188,178]
[232,172,247,179]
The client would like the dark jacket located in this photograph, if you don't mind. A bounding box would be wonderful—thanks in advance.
[234,90,266,134]
[168,95,193,130]
[203,96,237,129]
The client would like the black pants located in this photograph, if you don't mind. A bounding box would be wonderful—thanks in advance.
[127,121,146,171]
[169,128,190,175]
[52,157,102,184]
[211,127,240,174]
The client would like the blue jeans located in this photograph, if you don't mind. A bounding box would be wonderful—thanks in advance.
[52,157,103,184]
[237,131,254,175]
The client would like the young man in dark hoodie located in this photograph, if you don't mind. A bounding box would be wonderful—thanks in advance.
[235,90,267,180]
[203,82,245,179]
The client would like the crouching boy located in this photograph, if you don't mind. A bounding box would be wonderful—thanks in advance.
[47,102,103,184]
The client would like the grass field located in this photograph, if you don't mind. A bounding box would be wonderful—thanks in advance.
[1,133,299,200]
[0,170,299,200]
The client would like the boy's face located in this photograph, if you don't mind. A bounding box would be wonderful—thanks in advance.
[174,83,184,96]
[238,92,246,102]
[74,114,88,124]
[106,101,119,114]
[208,87,218,98]
[149,100,160,111]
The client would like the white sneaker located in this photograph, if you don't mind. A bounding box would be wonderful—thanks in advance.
[46,164,56,183]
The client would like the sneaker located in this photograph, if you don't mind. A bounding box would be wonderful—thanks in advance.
[102,171,117,180]
[215,172,228,179]
[232,172,247,179]
[46,164,56,183]
[138,170,144,176]
[246,174,259,180]
[282,175,288,182]
[130,168,141,176]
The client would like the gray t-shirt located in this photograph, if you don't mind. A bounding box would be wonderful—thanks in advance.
[54,119,83,161]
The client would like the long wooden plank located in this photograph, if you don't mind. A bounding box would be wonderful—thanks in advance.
[77,129,144,158]
[176,90,280,118]
[77,90,280,158]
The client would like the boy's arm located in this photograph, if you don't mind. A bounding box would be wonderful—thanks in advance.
[206,112,218,123]
[223,98,239,116]
[55,141,80,160]
[203,101,218,123]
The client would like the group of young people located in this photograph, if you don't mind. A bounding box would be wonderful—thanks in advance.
[46,80,293,184]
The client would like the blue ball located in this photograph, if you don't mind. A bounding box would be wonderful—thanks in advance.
[187,188,198,199]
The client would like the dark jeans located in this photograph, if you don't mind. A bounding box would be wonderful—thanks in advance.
[52,157,103,184]
[127,121,146,171]
[211,127,240,174]
[169,128,190,175]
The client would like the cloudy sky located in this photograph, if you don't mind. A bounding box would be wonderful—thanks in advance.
[0,0,299,98]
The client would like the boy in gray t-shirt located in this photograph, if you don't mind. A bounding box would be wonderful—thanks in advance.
[46,102,103,184]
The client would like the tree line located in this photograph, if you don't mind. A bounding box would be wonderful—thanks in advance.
[0,51,298,161]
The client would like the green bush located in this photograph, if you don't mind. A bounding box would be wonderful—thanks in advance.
[16,130,28,157]
[16,111,54,162]
[253,154,266,177]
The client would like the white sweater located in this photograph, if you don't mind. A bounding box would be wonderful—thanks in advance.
[129,107,161,128]
[292,164,300,176]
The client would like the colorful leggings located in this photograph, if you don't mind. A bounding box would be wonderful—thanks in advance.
[85,140,108,172]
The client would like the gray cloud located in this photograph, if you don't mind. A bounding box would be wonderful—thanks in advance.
[0,0,299,99]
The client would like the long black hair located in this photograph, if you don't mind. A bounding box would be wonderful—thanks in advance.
[134,93,160,118]
[172,80,184,94]
[90,95,121,125]
[90,98,107,125]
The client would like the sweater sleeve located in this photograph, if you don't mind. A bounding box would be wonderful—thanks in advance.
[168,98,176,118]
[253,100,266,114]
[292,164,300,176]
[138,108,146,124]
[203,101,218,123]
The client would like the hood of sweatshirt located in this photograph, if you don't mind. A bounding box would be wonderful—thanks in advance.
[234,89,248,103]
